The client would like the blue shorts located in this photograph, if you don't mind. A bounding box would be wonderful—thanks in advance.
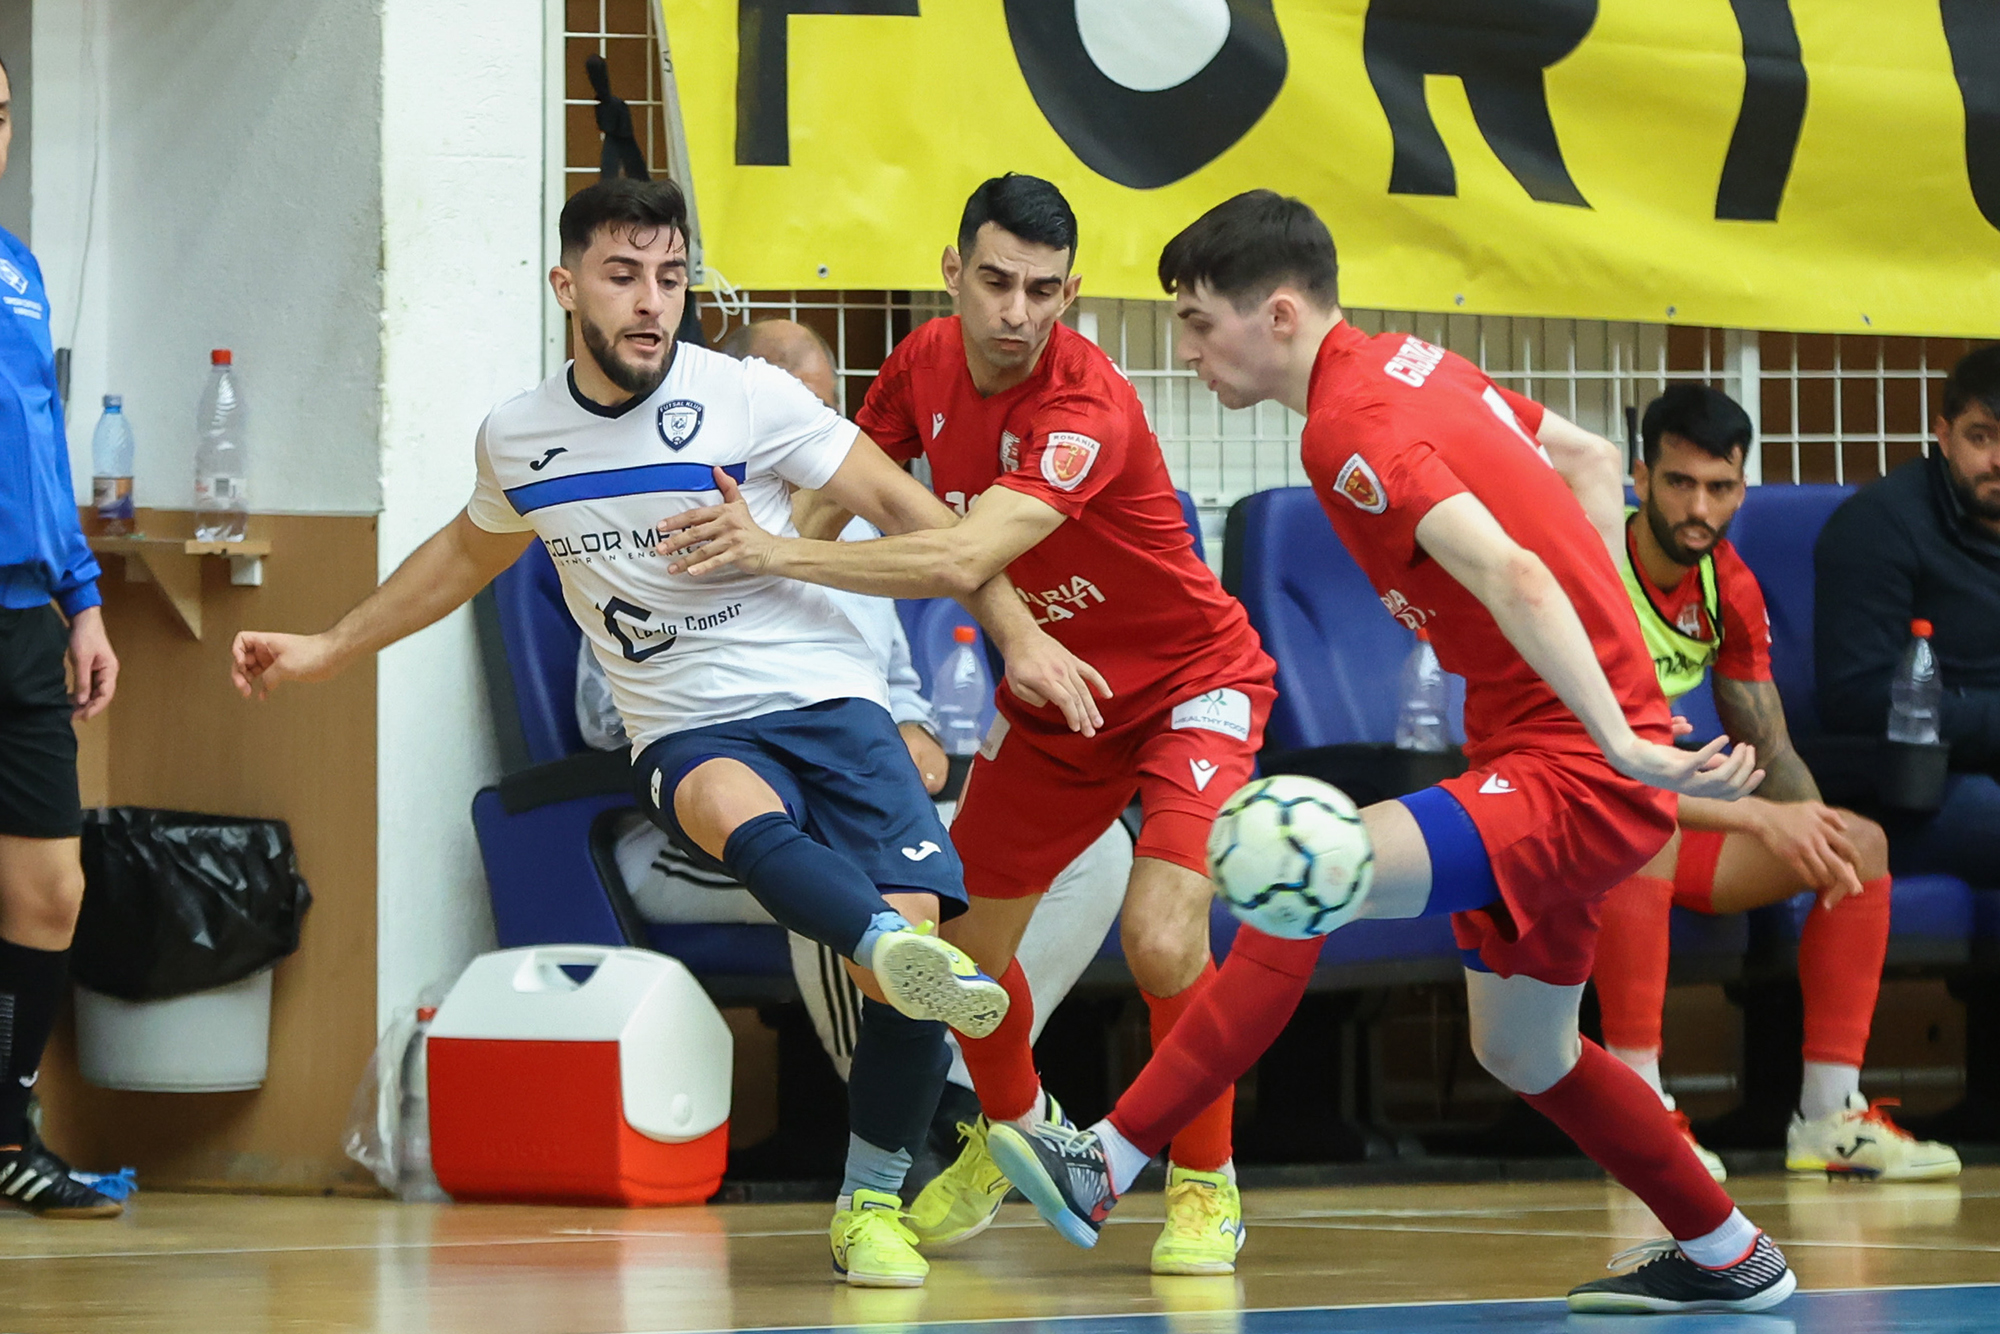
[631,697,969,918]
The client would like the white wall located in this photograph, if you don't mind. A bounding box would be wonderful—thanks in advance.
[104,0,382,514]
[30,0,107,492]
[374,0,546,1024]
[35,0,381,510]
[0,0,33,244]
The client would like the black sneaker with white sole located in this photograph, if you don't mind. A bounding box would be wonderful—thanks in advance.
[984,1121,1119,1250]
[0,1131,124,1219]
[1567,1233,1795,1314]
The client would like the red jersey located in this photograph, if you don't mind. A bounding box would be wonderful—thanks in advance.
[1625,524,1774,683]
[857,317,1270,717]
[1300,322,1672,766]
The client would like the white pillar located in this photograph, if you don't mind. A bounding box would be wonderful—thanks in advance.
[1725,329,1762,486]
[375,0,548,1026]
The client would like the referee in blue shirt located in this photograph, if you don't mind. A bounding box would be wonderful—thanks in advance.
[0,54,122,1218]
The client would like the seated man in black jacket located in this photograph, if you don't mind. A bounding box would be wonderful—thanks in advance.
[1814,345,2000,886]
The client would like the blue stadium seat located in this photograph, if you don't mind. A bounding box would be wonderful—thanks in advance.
[1228,487,1462,753]
[1721,483,1854,738]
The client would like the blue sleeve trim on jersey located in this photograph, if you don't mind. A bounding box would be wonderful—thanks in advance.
[504,461,749,514]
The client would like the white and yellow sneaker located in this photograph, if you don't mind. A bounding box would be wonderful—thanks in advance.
[1787,1094,1962,1181]
[871,923,1009,1039]
[1669,1108,1728,1183]
[1150,1164,1246,1276]
[830,1190,929,1288]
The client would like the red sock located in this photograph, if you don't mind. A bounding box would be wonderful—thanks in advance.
[1109,928,1322,1156]
[956,958,1039,1122]
[1593,875,1673,1054]
[1521,1040,1735,1240]
[1800,874,1891,1067]
[1144,959,1233,1171]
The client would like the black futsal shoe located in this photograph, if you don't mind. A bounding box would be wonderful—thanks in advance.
[1567,1233,1796,1314]
[985,1120,1119,1250]
[0,1131,125,1219]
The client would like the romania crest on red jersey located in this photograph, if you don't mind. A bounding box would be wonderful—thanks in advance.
[1041,431,1101,491]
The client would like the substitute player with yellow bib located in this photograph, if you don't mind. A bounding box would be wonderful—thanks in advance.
[1594,385,1959,1181]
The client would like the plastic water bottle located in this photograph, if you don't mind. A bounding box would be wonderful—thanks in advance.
[1394,629,1451,753]
[91,395,135,535]
[934,625,990,756]
[194,349,248,542]
[1887,619,1942,745]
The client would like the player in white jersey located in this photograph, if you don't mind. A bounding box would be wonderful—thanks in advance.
[226,179,1108,1288]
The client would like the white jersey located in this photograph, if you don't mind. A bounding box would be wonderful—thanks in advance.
[467,347,886,749]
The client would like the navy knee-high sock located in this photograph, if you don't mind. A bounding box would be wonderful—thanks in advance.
[723,813,902,961]
[842,998,949,1199]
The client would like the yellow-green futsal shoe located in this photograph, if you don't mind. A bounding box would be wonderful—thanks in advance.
[1150,1164,1246,1276]
[830,1189,928,1288]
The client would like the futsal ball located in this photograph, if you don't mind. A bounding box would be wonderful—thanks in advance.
[1207,775,1373,939]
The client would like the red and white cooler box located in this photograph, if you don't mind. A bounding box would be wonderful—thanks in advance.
[427,946,732,1206]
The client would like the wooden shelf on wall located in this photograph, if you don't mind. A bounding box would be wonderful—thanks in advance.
[87,535,272,639]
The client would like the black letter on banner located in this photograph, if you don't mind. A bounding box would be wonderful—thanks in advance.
[1943,0,2000,232]
[1363,0,1595,207]
[1004,1,1287,190]
[1714,0,1807,221]
[736,1,921,166]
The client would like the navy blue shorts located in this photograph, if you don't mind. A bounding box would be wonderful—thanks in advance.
[631,697,968,918]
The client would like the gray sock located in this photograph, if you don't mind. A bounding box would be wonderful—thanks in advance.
[841,1132,913,1201]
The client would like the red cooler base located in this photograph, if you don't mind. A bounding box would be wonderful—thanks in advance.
[428,1036,727,1206]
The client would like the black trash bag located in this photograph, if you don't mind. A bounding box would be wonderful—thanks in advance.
[71,807,312,1002]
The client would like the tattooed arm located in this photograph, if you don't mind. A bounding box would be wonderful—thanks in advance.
[1712,675,1820,803]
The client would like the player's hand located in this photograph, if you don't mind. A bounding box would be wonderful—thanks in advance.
[899,722,948,795]
[659,469,781,577]
[1002,630,1112,738]
[1747,799,1866,906]
[231,631,342,699]
[66,605,119,720]
[1608,733,1765,801]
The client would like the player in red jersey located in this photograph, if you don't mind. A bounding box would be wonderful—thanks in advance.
[1594,384,1957,1183]
[661,176,1276,1273]
[984,192,1797,1315]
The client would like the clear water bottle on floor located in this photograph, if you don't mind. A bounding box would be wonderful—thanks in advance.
[91,395,135,535]
[1887,619,1942,745]
[194,349,248,542]
[934,625,990,756]
[1394,629,1451,753]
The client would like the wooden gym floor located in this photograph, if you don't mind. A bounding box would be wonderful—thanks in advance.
[4,1168,1996,1332]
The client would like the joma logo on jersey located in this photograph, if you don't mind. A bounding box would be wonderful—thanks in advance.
[657,400,704,451]
[999,430,1022,472]
[1335,454,1388,514]
[0,260,27,296]
[1380,589,1430,630]
[1383,336,1444,387]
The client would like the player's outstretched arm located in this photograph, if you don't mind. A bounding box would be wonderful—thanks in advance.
[661,448,1111,734]
[231,510,533,699]
[1414,492,1764,800]
[1534,409,1629,564]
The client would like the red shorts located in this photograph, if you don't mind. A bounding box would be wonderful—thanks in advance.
[950,676,1276,899]
[1670,829,1728,913]
[1438,747,1677,986]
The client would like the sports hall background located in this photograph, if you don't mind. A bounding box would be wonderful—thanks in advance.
[13,0,1991,1193]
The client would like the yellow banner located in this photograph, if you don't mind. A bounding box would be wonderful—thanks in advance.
[661,2,2000,336]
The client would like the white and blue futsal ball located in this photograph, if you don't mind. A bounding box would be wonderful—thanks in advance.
[1207,775,1373,939]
